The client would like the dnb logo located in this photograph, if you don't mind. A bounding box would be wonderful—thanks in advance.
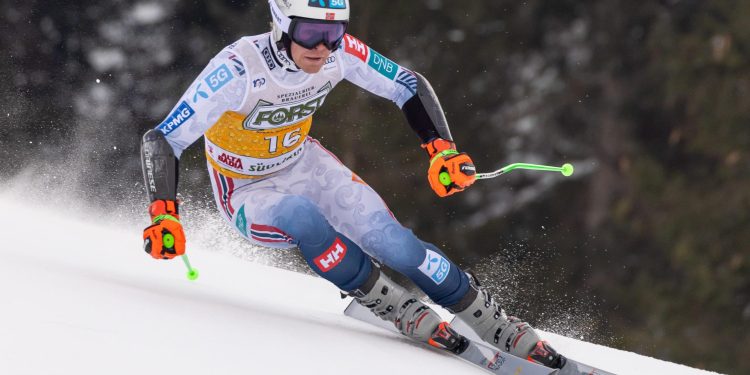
[418,249,450,285]
[157,101,195,135]
[243,82,333,129]
[308,0,346,9]
[314,238,348,272]
[343,34,398,80]
[368,49,398,80]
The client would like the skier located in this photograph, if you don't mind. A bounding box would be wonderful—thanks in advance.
[141,0,565,368]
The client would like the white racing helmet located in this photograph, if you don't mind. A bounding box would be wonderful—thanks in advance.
[269,0,350,49]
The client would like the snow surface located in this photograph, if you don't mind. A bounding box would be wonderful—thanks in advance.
[0,193,723,375]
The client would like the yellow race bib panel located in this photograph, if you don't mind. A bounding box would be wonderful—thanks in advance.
[205,111,312,178]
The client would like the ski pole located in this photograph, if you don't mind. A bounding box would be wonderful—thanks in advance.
[160,231,200,281]
[181,254,200,281]
[439,162,574,186]
[475,162,575,180]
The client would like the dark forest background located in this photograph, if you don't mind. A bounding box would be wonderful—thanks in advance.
[2,1,749,373]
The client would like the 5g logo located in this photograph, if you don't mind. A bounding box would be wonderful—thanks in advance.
[329,0,346,8]
[308,0,346,9]
[205,64,234,93]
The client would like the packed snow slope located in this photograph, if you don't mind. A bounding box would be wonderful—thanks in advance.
[0,193,723,375]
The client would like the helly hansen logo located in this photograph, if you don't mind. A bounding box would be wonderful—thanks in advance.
[343,34,368,63]
[314,238,347,272]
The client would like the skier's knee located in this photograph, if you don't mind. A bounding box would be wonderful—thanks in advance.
[272,195,328,246]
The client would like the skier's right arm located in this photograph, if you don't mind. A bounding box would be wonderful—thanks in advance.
[140,47,247,260]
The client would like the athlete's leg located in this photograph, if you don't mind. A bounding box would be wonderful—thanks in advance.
[208,165,448,343]
[209,168,371,291]
[265,194,373,291]
[285,140,562,365]
[289,139,470,307]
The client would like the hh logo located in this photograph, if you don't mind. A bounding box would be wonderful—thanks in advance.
[343,34,368,63]
[314,238,347,272]
[418,249,450,285]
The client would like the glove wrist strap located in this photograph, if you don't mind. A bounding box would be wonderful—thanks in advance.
[429,149,459,166]
[152,214,180,225]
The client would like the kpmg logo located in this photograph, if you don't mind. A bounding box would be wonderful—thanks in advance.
[157,101,195,135]
[308,0,346,10]
[418,249,450,285]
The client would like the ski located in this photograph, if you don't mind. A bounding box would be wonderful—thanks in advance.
[449,317,617,375]
[344,300,559,375]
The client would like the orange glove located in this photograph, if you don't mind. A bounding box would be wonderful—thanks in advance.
[143,200,186,260]
[421,138,477,197]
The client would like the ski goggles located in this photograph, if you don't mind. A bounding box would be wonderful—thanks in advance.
[288,18,348,50]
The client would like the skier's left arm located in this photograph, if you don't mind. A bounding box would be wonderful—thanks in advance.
[339,34,475,198]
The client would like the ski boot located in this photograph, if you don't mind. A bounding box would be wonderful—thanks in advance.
[348,265,453,346]
[447,273,566,369]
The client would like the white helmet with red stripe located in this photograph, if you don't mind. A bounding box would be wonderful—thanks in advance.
[269,0,350,44]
